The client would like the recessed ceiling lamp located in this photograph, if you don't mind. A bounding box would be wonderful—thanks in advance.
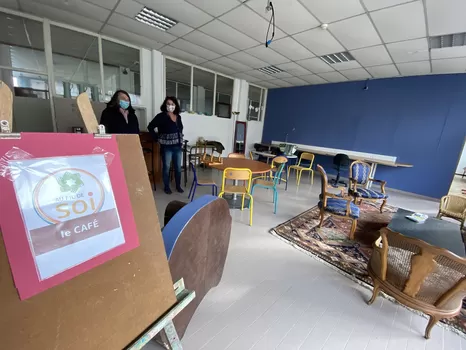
[258,65,284,75]
[320,51,355,64]
[430,32,466,49]
[135,7,178,31]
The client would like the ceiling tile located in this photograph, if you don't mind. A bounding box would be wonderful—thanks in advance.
[246,70,277,81]
[258,80,280,88]
[220,5,286,43]
[294,28,345,56]
[170,39,221,60]
[101,25,164,50]
[267,79,293,88]
[108,13,177,44]
[350,45,393,67]
[386,38,429,63]
[167,23,194,37]
[341,68,372,80]
[28,0,110,23]
[281,77,308,86]
[296,57,334,73]
[86,0,119,10]
[318,71,348,83]
[370,2,426,43]
[1,0,19,10]
[234,73,262,82]
[269,37,314,61]
[229,52,268,69]
[329,14,381,50]
[426,0,466,36]
[115,0,142,18]
[186,0,239,16]
[161,46,207,65]
[300,0,364,23]
[211,57,252,72]
[246,0,319,35]
[199,20,258,50]
[200,61,236,75]
[183,30,237,55]
[300,74,328,84]
[432,57,466,74]
[275,62,312,76]
[137,0,213,28]
[245,45,290,65]
[362,0,413,11]
[366,64,400,78]
[331,61,362,71]
[431,47,466,60]
[397,61,431,76]
[20,1,103,32]
[269,71,293,79]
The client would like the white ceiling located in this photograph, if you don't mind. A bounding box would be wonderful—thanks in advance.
[2,0,466,88]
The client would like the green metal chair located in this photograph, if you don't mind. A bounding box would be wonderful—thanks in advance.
[250,157,287,214]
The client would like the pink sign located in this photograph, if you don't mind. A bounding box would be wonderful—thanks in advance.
[0,133,139,300]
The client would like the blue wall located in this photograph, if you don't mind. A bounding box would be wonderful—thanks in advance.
[262,74,466,199]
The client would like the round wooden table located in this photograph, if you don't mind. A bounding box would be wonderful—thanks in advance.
[210,158,271,209]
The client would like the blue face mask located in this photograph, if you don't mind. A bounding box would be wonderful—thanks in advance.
[119,100,130,110]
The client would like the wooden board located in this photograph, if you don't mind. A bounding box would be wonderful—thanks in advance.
[77,92,99,134]
[0,134,177,349]
[0,80,13,131]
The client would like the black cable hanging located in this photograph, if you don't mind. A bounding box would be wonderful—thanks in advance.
[265,1,275,48]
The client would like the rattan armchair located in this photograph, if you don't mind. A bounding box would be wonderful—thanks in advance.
[367,227,466,339]
[437,195,466,230]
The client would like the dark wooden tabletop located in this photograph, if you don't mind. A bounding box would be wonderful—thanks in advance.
[388,208,465,257]
[210,158,271,174]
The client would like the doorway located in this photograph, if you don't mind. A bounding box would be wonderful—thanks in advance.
[449,138,466,196]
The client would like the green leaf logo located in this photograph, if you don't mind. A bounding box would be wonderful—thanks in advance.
[56,172,84,193]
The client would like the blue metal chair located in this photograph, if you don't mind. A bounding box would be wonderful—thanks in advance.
[317,165,360,240]
[188,162,218,201]
[348,160,388,213]
[250,158,286,214]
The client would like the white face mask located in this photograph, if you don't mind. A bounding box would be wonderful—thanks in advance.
[167,104,175,113]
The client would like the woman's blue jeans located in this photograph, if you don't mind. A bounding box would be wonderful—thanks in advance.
[161,145,182,190]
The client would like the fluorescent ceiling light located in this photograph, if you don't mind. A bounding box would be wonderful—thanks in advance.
[258,65,284,75]
[430,33,466,49]
[320,51,355,65]
[135,7,178,31]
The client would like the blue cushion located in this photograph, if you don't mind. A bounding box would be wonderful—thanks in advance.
[350,188,388,199]
[318,198,360,219]
[351,163,370,185]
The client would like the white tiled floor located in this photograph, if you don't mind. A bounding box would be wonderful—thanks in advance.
[145,170,466,350]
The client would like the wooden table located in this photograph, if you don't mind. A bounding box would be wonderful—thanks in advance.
[210,158,271,209]
[388,208,465,257]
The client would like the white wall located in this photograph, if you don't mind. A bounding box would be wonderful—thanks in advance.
[456,139,466,174]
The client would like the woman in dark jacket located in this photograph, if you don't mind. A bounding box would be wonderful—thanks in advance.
[148,96,184,194]
[100,90,140,134]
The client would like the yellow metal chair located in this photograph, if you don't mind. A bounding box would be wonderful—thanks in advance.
[249,150,254,159]
[288,152,315,186]
[218,168,254,226]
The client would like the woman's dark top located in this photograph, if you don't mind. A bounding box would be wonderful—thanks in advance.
[148,112,183,147]
[100,105,140,134]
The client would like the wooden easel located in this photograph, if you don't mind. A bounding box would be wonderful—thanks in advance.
[0,87,195,349]
[77,92,99,134]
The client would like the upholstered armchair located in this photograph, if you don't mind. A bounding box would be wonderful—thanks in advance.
[368,227,466,339]
[317,165,360,239]
[437,195,466,230]
[349,160,388,213]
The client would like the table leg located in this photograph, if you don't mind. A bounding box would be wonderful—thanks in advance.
[367,163,377,189]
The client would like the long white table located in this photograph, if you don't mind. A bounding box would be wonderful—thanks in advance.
[265,141,413,188]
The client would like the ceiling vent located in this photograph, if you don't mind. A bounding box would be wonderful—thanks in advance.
[135,7,178,31]
[320,51,355,64]
[258,65,284,75]
[430,33,466,49]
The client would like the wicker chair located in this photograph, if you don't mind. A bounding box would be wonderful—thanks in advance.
[367,227,466,339]
[437,195,466,230]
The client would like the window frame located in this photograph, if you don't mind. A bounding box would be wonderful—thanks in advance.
[247,83,267,122]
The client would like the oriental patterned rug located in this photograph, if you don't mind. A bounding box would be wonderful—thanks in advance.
[270,201,466,337]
